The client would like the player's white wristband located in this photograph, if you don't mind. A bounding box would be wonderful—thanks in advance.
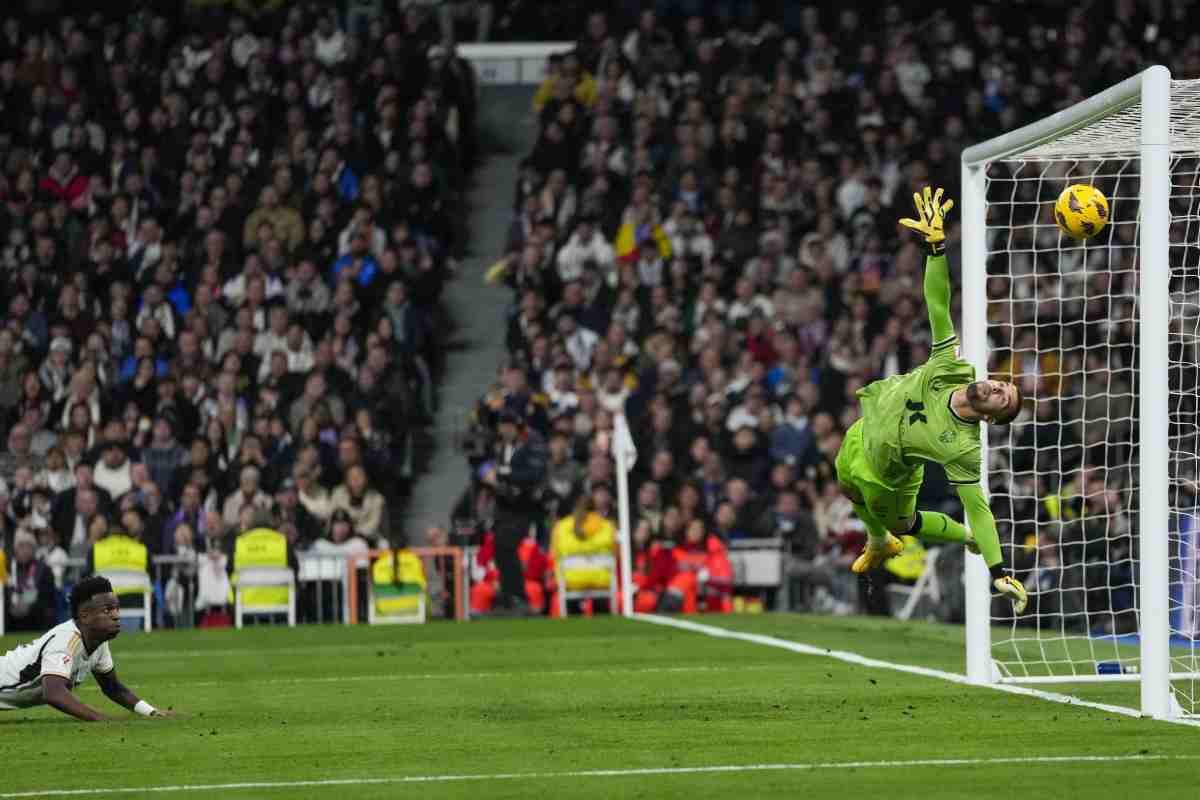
[134,700,157,717]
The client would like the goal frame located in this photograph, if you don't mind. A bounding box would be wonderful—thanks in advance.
[960,65,1173,718]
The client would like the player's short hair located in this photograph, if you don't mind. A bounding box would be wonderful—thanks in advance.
[70,575,114,619]
[993,383,1024,426]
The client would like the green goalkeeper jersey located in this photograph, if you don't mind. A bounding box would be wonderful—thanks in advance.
[857,335,981,488]
[856,253,981,489]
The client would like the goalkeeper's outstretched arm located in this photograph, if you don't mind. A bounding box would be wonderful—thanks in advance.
[956,484,1003,574]
[957,483,1028,613]
[900,186,957,348]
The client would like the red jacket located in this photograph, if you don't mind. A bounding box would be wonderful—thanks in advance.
[673,535,733,591]
[40,170,90,206]
[474,532,550,583]
[634,542,677,592]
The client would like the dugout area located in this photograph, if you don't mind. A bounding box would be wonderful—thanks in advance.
[0,614,1195,800]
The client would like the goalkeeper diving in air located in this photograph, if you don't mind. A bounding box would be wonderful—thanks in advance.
[836,186,1028,614]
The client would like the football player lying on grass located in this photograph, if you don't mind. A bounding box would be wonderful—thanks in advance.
[0,576,177,721]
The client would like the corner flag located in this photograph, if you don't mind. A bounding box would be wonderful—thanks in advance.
[612,414,637,616]
[612,413,637,473]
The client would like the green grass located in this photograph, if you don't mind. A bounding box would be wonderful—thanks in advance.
[1,614,1196,799]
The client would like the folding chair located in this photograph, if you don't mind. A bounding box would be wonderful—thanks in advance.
[555,554,617,618]
[367,550,427,625]
[234,567,296,629]
[889,546,943,621]
[100,569,154,632]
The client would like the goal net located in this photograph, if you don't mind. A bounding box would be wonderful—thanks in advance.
[962,67,1200,718]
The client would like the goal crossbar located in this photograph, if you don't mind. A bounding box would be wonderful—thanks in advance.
[962,69,1153,166]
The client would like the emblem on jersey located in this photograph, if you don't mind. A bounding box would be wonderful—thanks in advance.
[905,399,927,425]
[62,655,71,665]
[939,430,956,443]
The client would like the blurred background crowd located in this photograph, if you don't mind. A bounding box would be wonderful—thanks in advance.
[3,0,1199,629]
[459,0,1200,625]
[0,0,475,628]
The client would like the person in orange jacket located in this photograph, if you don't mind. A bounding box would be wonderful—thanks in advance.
[672,519,734,613]
[630,511,704,614]
[469,531,552,615]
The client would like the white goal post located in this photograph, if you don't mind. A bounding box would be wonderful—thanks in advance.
[962,65,1200,720]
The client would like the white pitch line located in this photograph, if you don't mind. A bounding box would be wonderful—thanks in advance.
[1,754,1193,798]
[631,614,1200,728]
[176,663,779,689]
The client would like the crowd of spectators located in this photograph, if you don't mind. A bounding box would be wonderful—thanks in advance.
[0,1,476,627]
[465,0,1200,621]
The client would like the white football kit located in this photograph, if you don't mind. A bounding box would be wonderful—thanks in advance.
[0,621,114,710]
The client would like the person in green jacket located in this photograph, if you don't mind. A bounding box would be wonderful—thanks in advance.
[836,186,1028,613]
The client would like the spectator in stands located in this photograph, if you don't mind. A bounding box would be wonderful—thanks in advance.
[330,464,386,541]
[142,417,187,495]
[272,477,317,548]
[222,465,271,530]
[4,528,56,631]
[93,440,133,502]
[0,423,41,483]
[295,464,332,525]
[324,507,370,556]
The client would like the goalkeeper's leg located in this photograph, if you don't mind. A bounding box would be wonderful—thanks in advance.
[835,424,905,573]
[905,510,980,554]
[844,487,905,575]
[898,500,1025,609]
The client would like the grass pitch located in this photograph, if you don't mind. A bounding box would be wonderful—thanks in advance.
[1,614,1195,799]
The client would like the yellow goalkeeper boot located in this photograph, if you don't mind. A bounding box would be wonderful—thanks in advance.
[994,575,1028,614]
[851,534,905,574]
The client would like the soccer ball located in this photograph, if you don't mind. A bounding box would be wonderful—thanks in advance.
[1054,184,1109,240]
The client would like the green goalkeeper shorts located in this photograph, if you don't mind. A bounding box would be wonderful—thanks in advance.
[835,419,924,533]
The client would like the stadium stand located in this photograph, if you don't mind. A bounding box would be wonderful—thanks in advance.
[5,1,1200,628]
[0,3,475,626]
[461,1,1200,618]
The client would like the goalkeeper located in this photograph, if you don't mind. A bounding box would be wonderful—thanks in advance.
[836,186,1028,614]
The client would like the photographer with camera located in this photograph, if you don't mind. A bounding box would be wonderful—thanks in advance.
[478,408,547,615]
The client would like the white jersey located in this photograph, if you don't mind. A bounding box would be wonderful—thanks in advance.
[0,621,114,710]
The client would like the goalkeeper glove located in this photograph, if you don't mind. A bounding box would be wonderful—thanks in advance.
[899,185,954,256]
[993,575,1028,615]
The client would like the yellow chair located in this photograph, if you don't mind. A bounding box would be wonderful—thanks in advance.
[369,550,427,625]
[94,533,152,632]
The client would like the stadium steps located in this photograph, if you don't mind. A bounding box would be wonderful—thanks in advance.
[398,85,537,544]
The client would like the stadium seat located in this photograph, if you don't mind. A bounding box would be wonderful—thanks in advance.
[233,567,297,629]
[99,570,154,633]
[555,554,617,618]
[368,550,428,625]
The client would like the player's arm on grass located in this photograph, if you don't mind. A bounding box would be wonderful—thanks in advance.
[94,669,176,718]
[42,675,110,722]
[899,186,957,348]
